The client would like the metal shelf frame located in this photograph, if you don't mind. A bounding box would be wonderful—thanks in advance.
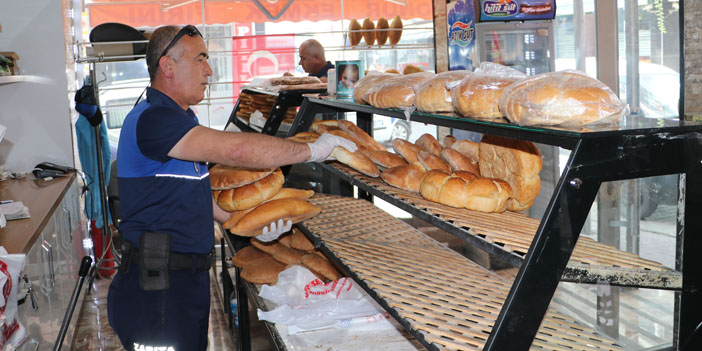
[285,95,702,351]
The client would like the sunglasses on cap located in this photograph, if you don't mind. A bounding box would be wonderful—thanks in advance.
[157,25,203,65]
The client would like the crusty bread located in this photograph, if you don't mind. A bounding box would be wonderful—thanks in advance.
[216,168,284,211]
[301,254,341,281]
[415,133,442,155]
[289,228,315,251]
[223,188,315,229]
[385,68,401,74]
[368,150,407,168]
[361,18,375,46]
[250,238,284,256]
[267,76,321,86]
[389,16,403,45]
[451,73,524,118]
[277,233,292,247]
[416,70,471,113]
[272,245,307,265]
[363,72,436,109]
[353,73,396,104]
[479,135,542,211]
[402,64,424,75]
[287,131,320,143]
[453,170,478,183]
[327,129,373,156]
[450,139,480,163]
[464,178,512,213]
[240,255,287,285]
[376,17,389,45]
[392,138,423,165]
[380,163,426,192]
[442,135,457,148]
[348,19,362,47]
[440,148,480,174]
[338,120,386,151]
[420,170,470,208]
[418,170,511,212]
[232,246,269,268]
[310,120,340,134]
[275,83,327,91]
[209,164,274,190]
[499,70,627,126]
[331,147,380,177]
[230,198,322,237]
[418,150,451,172]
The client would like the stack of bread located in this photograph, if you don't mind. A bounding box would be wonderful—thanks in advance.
[378,133,541,213]
[362,71,436,109]
[415,70,472,113]
[235,92,278,122]
[449,62,527,119]
[210,165,321,237]
[233,228,343,285]
[264,74,326,92]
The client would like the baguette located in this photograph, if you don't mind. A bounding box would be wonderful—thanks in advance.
[310,120,340,134]
[338,120,386,151]
[287,131,320,143]
[368,150,408,169]
[380,163,426,192]
[450,139,480,163]
[415,133,442,155]
[440,148,480,174]
[230,198,322,237]
[331,147,380,177]
[222,188,315,229]
[216,168,284,211]
[417,150,451,172]
[416,70,471,113]
[209,164,274,190]
[442,135,457,148]
[392,138,423,165]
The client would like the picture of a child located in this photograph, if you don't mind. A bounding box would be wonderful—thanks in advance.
[338,64,360,90]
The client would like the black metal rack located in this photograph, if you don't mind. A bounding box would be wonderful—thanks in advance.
[283,94,702,351]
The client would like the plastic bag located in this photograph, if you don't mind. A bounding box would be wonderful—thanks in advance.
[257,265,385,334]
[450,62,527,119]
[362,72,435,109]
[0,251,27,350]
[352,71,397,104]
[414,70,472,113]
[499,70,629,127]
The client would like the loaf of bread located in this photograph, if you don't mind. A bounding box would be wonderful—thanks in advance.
[389,16,403,45]
[338,120,386,151]
[392,138,423,165]
[363,72,435,109]
[416,70,471,113]
[209,164,274,190]
[331,147,380,177]
[301,254,341,281]
[418,150,451,172]
[222,188,315,229]
[450,139,480,163]
[353,73,396,104]
[415,133,442,155]
[451,73,524,118]
[381,163,426,192]
[287,131,320,143]
[251,238,285,256]
[442,135,457,148]
[277,233,292,247]
[230,198,322,237]
[463,177,512,213]
[272,245,307,265]
[440,148,479,174]
[240,255,287,285]
[402,64,424,75]
[368,150,407,168]
[348,19,362,47]
[385,68,401,74]
[274,83,327,91]
[289,228,315,251]
[232,246,269,268]
[479,135,542,211]
[419,170,512,212]
[361,18,375,46]
[266,76,321,86]
[499,70,628,126]
[310,119,341,134]
[376,17,389,45]
[216,168,284,211]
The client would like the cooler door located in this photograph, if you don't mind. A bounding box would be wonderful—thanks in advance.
[476,21,555,75]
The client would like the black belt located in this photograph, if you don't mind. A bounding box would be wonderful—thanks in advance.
[127,247,213,271]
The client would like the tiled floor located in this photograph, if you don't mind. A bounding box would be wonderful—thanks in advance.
[70,270,235,351]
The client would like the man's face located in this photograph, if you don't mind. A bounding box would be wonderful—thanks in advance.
[170,35,213,106]
[298,45,315,74]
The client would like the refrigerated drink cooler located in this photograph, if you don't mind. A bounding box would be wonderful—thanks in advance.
[475,21,555,75]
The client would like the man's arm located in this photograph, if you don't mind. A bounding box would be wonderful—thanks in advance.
[212,197,229,224]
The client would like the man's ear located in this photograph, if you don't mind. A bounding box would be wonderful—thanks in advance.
[158,56,175,78]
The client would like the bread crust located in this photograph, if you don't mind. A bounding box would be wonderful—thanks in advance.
[348,19,362,47]
[415,133,442,155]
[232,246,269,268]
[416,70,471,113]
[418,150,451,172]
[231,198,322,237]
[361,18,375,46]
[331,147,380,177]
[450,139,480,163]
[363,72,435,109]
[209,164,274,190]
[368,150,408,168]
[216,168,285,211]
[289,228,315,251]
[392,139,423,165]
[389,16,403,45]
[338,120,386,151]
[287,131,320,143]
[240,255,287,285]
[222,188,314,229]
[380,163,426,192]
[376,17,389,45]
[353,73,396,104]
[440,148,480,174]
[267,76,321,86]
[451,73,523,118]
[272,245,307,265]
[301,254,341,281]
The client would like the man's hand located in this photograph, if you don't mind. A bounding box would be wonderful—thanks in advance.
[257,219,293,242]
[307,133,358,162]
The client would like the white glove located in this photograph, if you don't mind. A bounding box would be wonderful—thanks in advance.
[258,219,293,242]
[225,122,242,132]
[307,133,359,162]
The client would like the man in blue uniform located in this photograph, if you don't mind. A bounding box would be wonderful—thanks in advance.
[108,25,356,351]
[299,39,334,82]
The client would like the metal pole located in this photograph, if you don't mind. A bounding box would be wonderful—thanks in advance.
[54,256,92,351]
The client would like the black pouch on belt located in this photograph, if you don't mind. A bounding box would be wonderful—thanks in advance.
[138,232,171,291]
[118,240,134,274]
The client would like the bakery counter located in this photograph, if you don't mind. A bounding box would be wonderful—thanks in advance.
[0,173,75,253]
[318,161,680,289]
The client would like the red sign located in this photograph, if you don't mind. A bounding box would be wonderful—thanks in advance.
[231,31,296,100]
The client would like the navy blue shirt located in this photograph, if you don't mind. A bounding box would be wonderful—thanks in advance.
[117,88,213,254]
[311,61,334,78]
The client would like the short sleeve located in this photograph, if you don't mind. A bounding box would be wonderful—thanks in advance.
[136,105,198,162]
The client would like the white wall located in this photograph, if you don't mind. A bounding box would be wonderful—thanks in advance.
[0,0,73,173]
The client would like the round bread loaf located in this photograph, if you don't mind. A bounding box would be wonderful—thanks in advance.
[442,135,457,148]
[464,178,512,213]
[216,168,284,211]
[376,17,389,45]
[418,150,451,172]
[389,16,403,45]
[440,148,479,174]
[363,72,436,109]
[331,146,380,177]
[392,138,423,165]
[338,119,386,151]
[380,163,426,192]
[348,19,362,47]
[416,70,471,113]
[209,164,274,190]
[301,254,341,281]
[232,246,269,268]
[451,73,524,118]
[415,133,442,155]
[368,150,407,168]
[450,139,480,163]
[499,70,628,126]
[479,135,542,211]
[361,18,375,46]
[231,198,322,237]
[240,255,287,285]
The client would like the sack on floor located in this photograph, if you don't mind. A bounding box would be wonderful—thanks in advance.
[0,249,27,350]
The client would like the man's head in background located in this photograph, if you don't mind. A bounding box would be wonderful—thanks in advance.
[298,39,327,75]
